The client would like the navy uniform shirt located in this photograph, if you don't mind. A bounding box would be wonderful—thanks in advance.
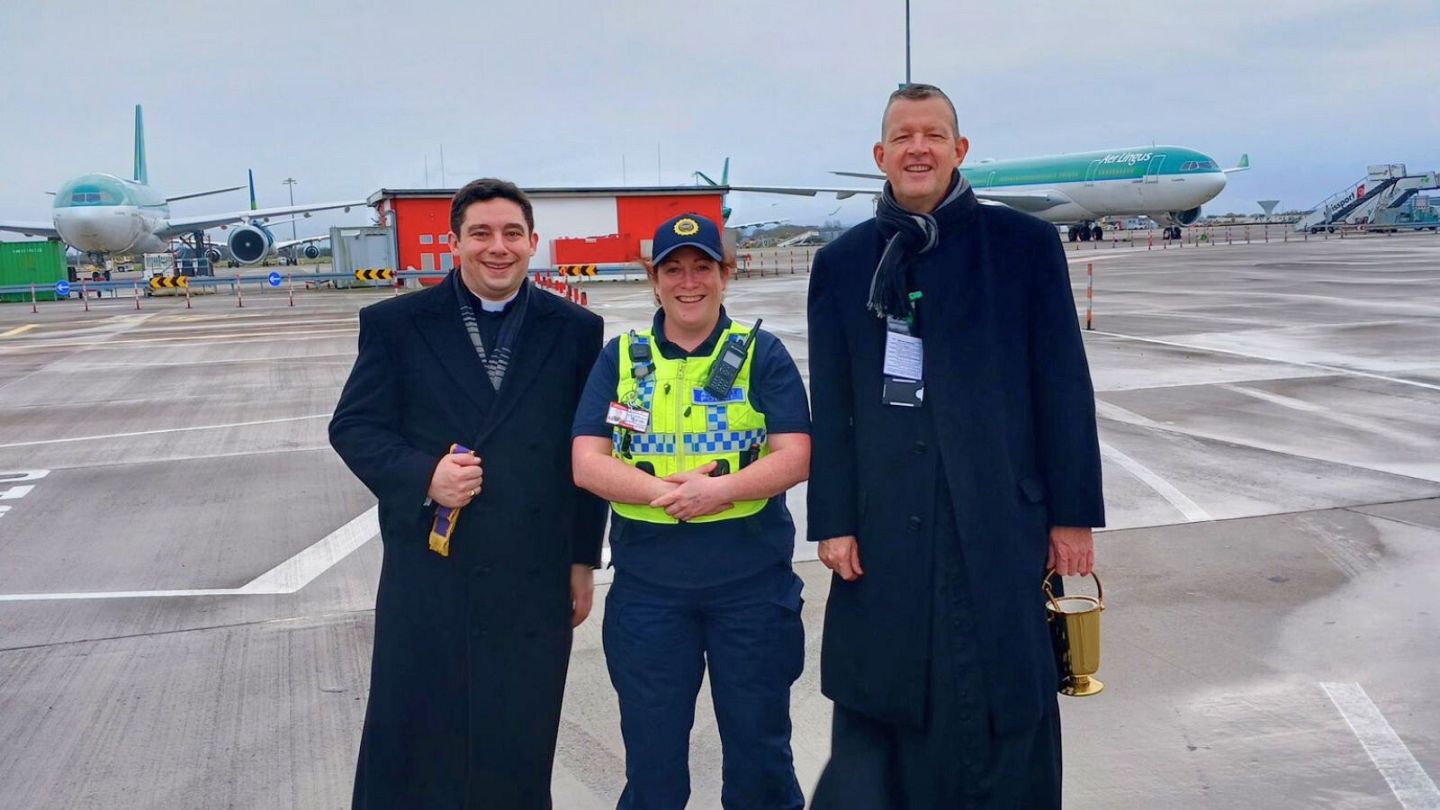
[572,307,811,588]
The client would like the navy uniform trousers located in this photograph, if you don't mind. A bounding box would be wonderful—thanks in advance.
[811,467,1063,810]
[603,562,806,810]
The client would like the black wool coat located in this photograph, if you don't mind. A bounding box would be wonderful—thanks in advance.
[807,189,1105,735]
[329,273,605,809]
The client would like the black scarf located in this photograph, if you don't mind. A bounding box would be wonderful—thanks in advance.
[454,273,529,391]
[869,171,973,320]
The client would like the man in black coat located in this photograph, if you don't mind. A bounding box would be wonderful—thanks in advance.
[807,85,1105,808]
[330,178,605,809]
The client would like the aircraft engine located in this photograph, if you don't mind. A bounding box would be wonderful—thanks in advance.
[228,224,274,265]
[205,246,222,263]
[1145,207,1203,227]
[301,244,321,260]
[1171,207,1202,226]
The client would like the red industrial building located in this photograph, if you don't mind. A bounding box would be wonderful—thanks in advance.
[368,186,727,276]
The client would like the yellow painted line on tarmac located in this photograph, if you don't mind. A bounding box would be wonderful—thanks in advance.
[0,325,38,339]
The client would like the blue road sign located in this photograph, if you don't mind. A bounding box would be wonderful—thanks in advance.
[267,271,283,288]
[55,280,71,297]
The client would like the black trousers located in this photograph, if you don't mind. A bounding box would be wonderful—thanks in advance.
[810,703,1061,810]
[811,469,1062,809]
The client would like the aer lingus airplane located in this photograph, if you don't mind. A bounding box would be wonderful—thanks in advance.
[0,105,365,264]
[728,146,1249,241]
[693,159,788,230]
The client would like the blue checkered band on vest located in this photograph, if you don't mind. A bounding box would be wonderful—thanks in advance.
[683,428,767,455]
[625,433,678,455]
[614,428,768,456]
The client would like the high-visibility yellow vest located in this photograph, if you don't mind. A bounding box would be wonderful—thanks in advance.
[611,323,770,524]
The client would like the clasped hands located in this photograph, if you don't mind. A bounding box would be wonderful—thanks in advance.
[649,461,733,522]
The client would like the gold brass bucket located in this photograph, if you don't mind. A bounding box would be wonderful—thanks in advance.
[1044,569,1104,697]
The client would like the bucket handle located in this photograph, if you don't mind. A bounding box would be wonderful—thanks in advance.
[1043,568,1104,613]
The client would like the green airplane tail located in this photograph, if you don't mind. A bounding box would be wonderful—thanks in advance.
[133,105,148,185]
[248,169,257,210]
[694,158,731,188]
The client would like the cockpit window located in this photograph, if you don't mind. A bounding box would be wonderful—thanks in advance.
[54,175,133,208]
[68,188,122,205]
[1182,160,1218,172]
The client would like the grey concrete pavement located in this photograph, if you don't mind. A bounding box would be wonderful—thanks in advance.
[1,231,1438,808]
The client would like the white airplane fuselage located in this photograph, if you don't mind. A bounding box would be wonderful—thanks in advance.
[51,174,171,255]
[1010,171,1228,224]
[960,146,1233,226]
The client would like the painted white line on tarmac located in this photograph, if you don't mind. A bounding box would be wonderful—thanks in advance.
[0,507,379,602]
[0,588,242,600]
[1220,383,1422,445]
[1099,441,1212,522]
[0,413,330,449]
[1321,682,1440,809]
[0,508,621,601]
[55,354,353,370]
[0,444,334,471]
[1063,254,1131,265]
[0,327,355,354]
[238,507,378,593]
[0,314,157,394]
[1090,330,1440,393]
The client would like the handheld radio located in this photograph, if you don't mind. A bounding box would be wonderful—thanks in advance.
[703,318,762,399]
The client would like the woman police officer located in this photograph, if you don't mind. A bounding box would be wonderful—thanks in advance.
[572,212,811,809]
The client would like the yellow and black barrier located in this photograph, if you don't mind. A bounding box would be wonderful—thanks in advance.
[354,268,395,281]
[557,264,597,278]
[148,276,190,289]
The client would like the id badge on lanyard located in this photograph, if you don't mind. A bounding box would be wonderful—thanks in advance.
[881,293,924,408]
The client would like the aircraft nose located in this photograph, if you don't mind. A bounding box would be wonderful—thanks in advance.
[56,207,140,253]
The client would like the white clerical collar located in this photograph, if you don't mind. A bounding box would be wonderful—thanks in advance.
[477,286,520,313]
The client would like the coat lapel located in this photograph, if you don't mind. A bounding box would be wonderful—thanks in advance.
[412,273,495,417]
[474,284,564,444]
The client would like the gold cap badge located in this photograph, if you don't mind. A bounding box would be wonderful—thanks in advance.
[673,217,700,236]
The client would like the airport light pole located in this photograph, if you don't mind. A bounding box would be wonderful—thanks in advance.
[282,178,298,240]
[905,0,911,85]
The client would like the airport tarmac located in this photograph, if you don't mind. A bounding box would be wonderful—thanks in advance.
[1,231,1438,808]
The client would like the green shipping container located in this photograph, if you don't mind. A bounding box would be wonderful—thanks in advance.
[0,241,68,303]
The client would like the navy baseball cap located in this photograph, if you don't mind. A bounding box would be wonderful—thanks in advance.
[652,213,724,264]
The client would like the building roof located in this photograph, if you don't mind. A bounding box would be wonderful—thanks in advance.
[368,186,728,205]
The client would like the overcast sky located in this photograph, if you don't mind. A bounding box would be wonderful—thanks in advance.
[2,0,1436,235]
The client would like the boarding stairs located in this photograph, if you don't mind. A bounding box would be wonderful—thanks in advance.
[776,230,820,248]
[1294,177,1400,232]
[1387,188,1420,210]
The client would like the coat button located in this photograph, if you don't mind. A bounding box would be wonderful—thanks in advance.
[908,515,922,530]
[913,440,928,454]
